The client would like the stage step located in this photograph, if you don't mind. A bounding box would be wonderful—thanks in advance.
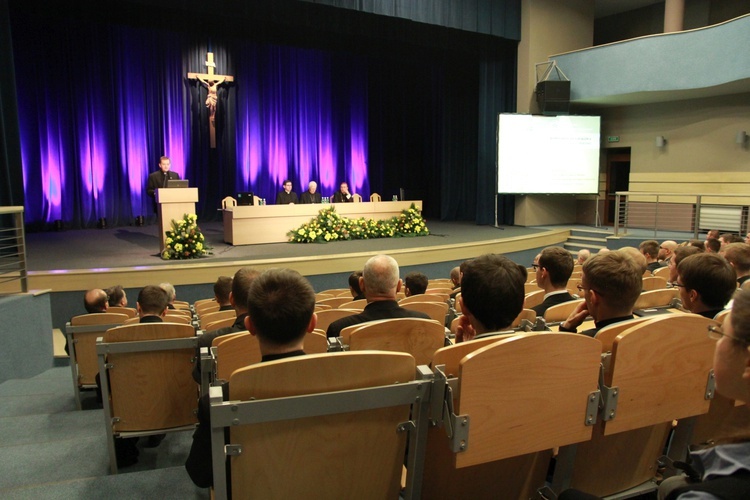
[565,227,612,254]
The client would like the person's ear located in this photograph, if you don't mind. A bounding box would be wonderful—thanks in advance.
[395,279,402,293]
[359,276,366,294]
[307,313,317,333]
[245,315,256,336]
[229,291,236,307]
[160,307,167,317]
[136,302,142,315]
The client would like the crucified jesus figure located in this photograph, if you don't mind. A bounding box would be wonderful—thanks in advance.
[197,76,225,127]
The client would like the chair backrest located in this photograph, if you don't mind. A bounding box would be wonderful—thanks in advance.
[172,300,191,310]
[315,292,334,302]
[690,394,750,447]
[199,309,236,329]
[164,314,192,324]
[314,308,360,333]
[526,269,536,282]
[314,303,332,312]
[642,276,668,291]
[352,193,363,202]
[196,302,220,316]
[318,288,350,297]
[222,196,237,209]
[399,294,447,305]
[714,309,730,324]
[524,282,542,294]
[204,316,237,331]
[454,292,462,313]
[316,296,355,309]
[570,271,583,279]
[193,298,216,309]
[566,278,582,297]
[369,192,382,202]
[102,322,197,432]
[426,287,452,296]
[511,308,536,328]
[167,308,192,317]
[652,266,670,279]
[633,288,678,309]
[593,316,652,353]
[524,290,545,309]
[106,307,137,318]
[227,352,416,498]
[68,313,129,386]
[304,331,329,354]
[214,331,262,381]
[348,318,445,365]
[432,336,509,376]
[337,299,367,311]
[544,298,585,323]
[400,301,449,323]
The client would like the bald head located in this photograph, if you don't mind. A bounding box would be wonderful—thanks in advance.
[659,240,678,261]
[84,289,108,313]
[577,249,590,265]
[362,254,401,300]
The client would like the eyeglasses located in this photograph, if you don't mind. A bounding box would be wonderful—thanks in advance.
[673,282,687,288]
[576,283,604,296]
[532,264,540,270]
[707,324,748,345]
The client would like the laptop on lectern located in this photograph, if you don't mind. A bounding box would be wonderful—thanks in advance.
[166,179,189,189]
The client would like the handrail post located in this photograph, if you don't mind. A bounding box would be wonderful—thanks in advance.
[654,195,659,238]
[694,195,701,239]
[614,193,620,237]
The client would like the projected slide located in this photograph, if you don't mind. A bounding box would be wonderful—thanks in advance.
[497,114,601,194]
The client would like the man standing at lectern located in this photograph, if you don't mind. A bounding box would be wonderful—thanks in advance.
[147,156,181,213]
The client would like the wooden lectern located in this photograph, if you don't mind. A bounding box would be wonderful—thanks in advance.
[156,188,199,252]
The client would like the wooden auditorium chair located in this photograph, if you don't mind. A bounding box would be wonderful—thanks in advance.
[221,196,237,209]
[511,308,537,329]
[106,306,137,318]
[422,332,601,499]
[316,296,355,309]
[399,294,447,305]
[633,287,679,310]
[524,282,541,294]
[172,300,191,310]
[593,317,651,353]
[212,332,262,383]
[209,352,430,500]
[524,290,544,309]
[315,308,361,334]
[314,292,334,302]
[337,299,367,311]
[203,316,237,331]
[369,192,382,202]
[199,309,236,329]
[652,266,670,280]
[400,301,449,324]
[195,301,221,317]
[558,313,716,497]
[543,299,585,324]
[164,314,193,324]
[96,322,199,474]
[314,303,332,312]
[347,317,445,365]
[642,276,668,291]
[352,193,363,202]
[194,298,216,310]
[65,312,129,410]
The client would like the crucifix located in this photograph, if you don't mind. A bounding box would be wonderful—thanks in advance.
[188,52,234,148]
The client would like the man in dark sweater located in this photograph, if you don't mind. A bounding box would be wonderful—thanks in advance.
[676,253,736,319]
[186,268,316,488]
[326,254,430,338]
[531,246,576,317]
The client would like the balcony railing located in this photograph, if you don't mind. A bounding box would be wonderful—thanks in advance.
[0,207,28,293]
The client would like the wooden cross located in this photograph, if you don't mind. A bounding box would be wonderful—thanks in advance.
[188,52,234,148]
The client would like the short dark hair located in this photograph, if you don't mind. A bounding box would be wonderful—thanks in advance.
[348,271,363,296]
[106,285,126,307]
[584,251,642,310]
[723,243,750,274]
[213,276,233,304]
[730,288,750,343]
[84,289,108,313]
[677,253,736,308]
[639,240,659,259]
[232,267,261,312]
[246,268,315,345]
[673,245,702,266]
[688,239,705,251]
[282,179,292,185]
[539,247,574,287]
[706,238,721,253]
[137,285,169,316]
[404,272,428,295]
[461,254,525,332]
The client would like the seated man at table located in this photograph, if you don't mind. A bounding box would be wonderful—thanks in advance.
[531,246,576,317]
[185,268,316,488]
[275,179,298,205]
[454,253,526,343]
[332,181,354,203]
[676,253,736,319]
[299,181,322,204]
[559,250,642,337]
[326,254,430,338]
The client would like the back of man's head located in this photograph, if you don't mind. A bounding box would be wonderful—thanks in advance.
[673,245,702,266]
[577,248,590,264]
[363,254,400,298]
[539,247,574,287]
[213,276,233,305]
[705,238,721,253]
[688,239,705,251]
[159,282,176,302]
[246,268,315,346]
[404,272,428,296]
[639,240,659,260]
[677,253,736,309]
[348,271,363,297]
[137,285,169,316]
[106,285,126,307]
[460,254,525,332]
[724,243,750,275]
[583,251,642,313]
[619,246,648,274]
[450,267,460,286]
[84,289,108,313]
[232,267,261,313]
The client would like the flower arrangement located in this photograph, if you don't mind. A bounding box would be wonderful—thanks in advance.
[288,204,429,243]
[161,213,210,259]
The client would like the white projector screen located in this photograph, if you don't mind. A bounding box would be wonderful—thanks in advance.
[496,114,601,194]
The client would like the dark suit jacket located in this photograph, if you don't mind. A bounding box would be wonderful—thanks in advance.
[326,300,431,338]
[531,291,576,317]
[332,191,353,203]
[275,191,299,204]
[300,191,322,204]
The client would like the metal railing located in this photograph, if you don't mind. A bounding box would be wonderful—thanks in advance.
[614,192,748,238]
[0,207,28,293]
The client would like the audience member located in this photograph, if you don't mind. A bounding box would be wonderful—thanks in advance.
[687,239,705,251]
[326,254,430,338]
[106,285,128,307]
[213,276,233,311]
[84,289,108,313]
[455,253,526,342]
[746,232,750,245]
[676,253,736,319]
[722,242,750,286]
[348,271,364,300]
[619,246,648,274]
[299,181,322,204]
[705,238,721,253]
[136,285,170,321]
[667,246,702,286]
[531,246,576,317]
[186,268,315,489]
[332,181,353,203]
[597,248,610,254]
[657,289,750,499]
[559,251,642,337]
[658,240,678,264]
[404,271,428,297]
[577,248,590,265]
[639,240,665,273]
[160,282,177,309]
[720,233,744,248]
[275,179,298,205]
[706,229,720,241]
[450,266,460,289]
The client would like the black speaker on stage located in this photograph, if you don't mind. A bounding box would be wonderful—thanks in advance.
[535,80,570,115]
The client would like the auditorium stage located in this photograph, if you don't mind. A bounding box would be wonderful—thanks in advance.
[21,220,572,292]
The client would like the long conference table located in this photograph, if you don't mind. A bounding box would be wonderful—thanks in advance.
[223,200,423,245]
